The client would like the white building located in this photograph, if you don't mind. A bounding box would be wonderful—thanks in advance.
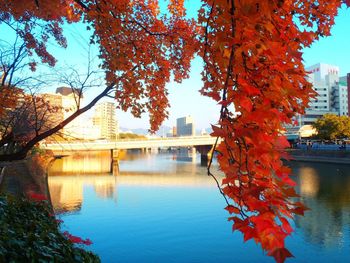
[339,75,349,116]
[93,101,119,140]
[301,63,348,124]
[330,83,348,116]
[307,63,339,82]
[56,87,87,139]
[40,87,90,140]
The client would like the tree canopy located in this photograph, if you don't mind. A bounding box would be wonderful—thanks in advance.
[313,113,350,140]
[1,1,349,262]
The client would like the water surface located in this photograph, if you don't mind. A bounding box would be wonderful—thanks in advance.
[48,151,350,262]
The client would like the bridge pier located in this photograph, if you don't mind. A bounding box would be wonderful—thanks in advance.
[110,149,119,160]
[195,145,213,166]
[110,149,120,175]
[111,161,119,176]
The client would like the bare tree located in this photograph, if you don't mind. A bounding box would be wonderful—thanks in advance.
[0,25,118,161]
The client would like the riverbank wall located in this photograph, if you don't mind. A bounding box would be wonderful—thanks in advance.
[288,149,350,165]
[0,153,54,198]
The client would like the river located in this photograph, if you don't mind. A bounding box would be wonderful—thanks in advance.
[48,150,350,263]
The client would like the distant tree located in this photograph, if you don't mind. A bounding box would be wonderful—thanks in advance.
[118,133,147,140]
[313,114,350,140]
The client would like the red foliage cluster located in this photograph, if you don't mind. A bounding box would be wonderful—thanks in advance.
[63,231,93,246]
[27,191,47,202]
[198,1,345,262]
[26,191,93,246]
[0,0,197,132]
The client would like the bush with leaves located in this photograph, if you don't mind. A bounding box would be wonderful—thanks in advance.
[0,195,100,262]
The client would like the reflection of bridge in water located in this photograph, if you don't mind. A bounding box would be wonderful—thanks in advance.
[48,151,220,214]
[48,172,217,214]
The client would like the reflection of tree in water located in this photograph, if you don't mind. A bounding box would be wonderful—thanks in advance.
[291,162,350,248]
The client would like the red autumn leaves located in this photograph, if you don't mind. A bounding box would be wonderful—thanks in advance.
[2,0,348,262]
[200,1,341,262]
[63,231,93,246]
[27,191,92,246]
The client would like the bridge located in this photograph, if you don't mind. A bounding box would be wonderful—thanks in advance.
[42,136,218,167]
[42,132,299,152]
[41,135,218,151]
[42,133,299,168]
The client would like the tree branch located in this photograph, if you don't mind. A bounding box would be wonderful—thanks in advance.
[0,82,115,161]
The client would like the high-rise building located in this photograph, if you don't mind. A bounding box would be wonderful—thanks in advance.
[340,74,350,116]
[56,87,86,139]
[348,73,350,116]
[39,87,99,140]
[307,63,339,82]
[39,93,64,127]
[176,116,195,136]
[93,102,119,140]
[330,82,348,116]
[301,63,348,124]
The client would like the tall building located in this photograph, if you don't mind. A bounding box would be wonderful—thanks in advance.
[40,87,100,140]
[301,63,348,124]
[340,74,350,116]
[56,87,86,139]
[176,116,195,136]
[41,89,121,140]
[348,73,350,116]
[330,82,348,116]
[38,93,64,127]
[307,63,339,82]
[93,102,119,140]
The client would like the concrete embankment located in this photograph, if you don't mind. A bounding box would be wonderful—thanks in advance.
[288,149,350,165]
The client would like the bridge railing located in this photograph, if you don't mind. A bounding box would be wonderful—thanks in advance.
[42,135,214,145]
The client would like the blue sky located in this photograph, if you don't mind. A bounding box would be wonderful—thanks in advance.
[1,2,350,131]
[303,7,350,75]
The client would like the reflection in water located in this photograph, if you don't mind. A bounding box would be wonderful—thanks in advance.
[48,153,350,262]
[50,151,112,175]
[175,147,197,163]
[49,176,83,213]
[291,162,350,249]
[49,151,120,212]
[298,167,320,197]
[49,175,117,213]
[48,150,219,214]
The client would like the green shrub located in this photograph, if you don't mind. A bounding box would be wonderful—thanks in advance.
[0,195,100,262]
